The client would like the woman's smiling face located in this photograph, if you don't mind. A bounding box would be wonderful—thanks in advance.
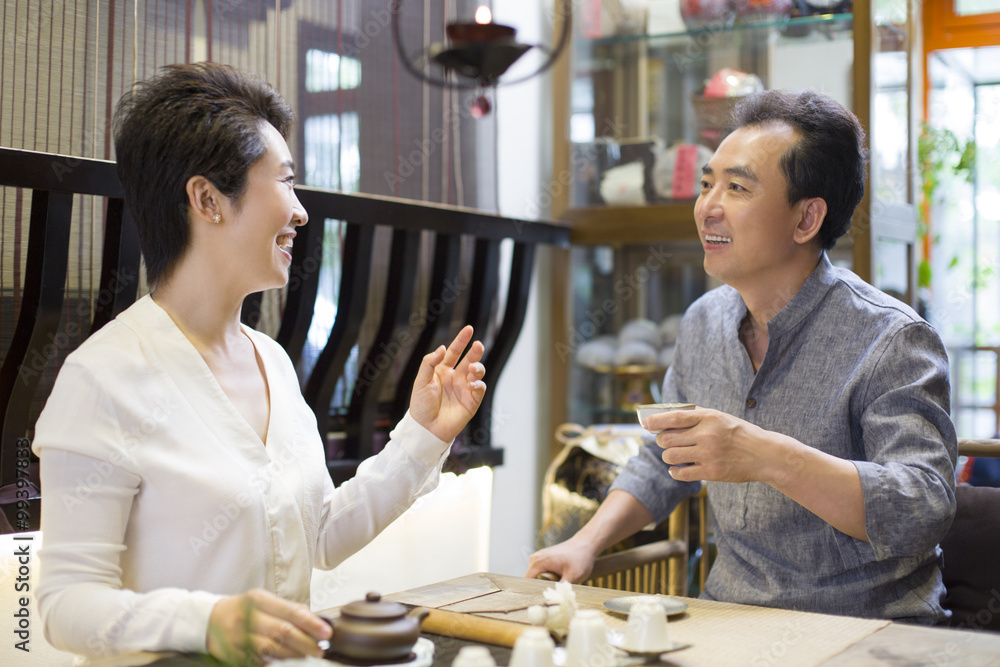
[220,121,308,293]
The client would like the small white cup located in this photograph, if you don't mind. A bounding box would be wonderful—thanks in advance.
[452,645,497,667]
[623,597,671,653]
[509,626,555,667]
[635,403,695,433]
[564,609,615,667]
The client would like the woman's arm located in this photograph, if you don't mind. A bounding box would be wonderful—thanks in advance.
[37,448,221,658]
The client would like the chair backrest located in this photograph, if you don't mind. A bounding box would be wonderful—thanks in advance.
[940,438,1000,631]
[537,424,711,597]
[939,484,1000,631]
[0,147,570,532]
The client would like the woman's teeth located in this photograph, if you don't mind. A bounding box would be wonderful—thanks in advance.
[705,235,732,244]
[277,235,293,249]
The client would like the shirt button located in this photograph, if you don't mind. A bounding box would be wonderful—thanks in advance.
[746,398,757,408]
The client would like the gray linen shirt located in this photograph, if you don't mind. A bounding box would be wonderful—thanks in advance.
[610,254,957,622]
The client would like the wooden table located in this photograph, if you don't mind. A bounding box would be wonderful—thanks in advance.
[330,572,1000,667]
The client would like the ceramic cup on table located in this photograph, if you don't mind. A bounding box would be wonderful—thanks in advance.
[509,626,555,667]
[452,645,497,667]
[623,596,672,653]
[564,609,615,667]
[635,403,696,433]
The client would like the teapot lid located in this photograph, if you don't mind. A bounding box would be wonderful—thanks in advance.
[341,592,408,620]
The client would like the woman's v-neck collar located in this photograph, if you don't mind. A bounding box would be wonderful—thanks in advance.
[122,295,275,456]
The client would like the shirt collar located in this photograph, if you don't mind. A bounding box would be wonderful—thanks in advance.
[763,253,837,338]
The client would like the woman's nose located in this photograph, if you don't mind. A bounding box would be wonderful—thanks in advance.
[292,191,308,226]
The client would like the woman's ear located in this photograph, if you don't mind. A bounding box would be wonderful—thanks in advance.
[794,197,827,246]
[185,175,221,225]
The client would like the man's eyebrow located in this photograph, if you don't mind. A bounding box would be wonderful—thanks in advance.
[281,159,296,172]
[724,165,758,182]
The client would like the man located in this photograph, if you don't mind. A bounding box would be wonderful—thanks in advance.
[526,90,957,623]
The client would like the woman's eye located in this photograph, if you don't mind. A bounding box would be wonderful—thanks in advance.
[284,177,296,188]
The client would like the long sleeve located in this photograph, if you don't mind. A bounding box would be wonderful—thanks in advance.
[313,411,452,570]
[609,355,702,523]
[854,321,957,560]
[36,449,221,660]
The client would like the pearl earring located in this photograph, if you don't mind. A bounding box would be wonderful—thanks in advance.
[212,214,222,224]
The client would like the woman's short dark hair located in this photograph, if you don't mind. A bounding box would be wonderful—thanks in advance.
[727,90,869,251]
[113,62,293,286]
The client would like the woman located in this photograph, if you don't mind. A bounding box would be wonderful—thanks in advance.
[33,62,487,666]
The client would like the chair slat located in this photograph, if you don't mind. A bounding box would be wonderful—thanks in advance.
[303,222,376,438]
[345,228,421,461]
[275,214,325,366]
[0,190,74,487]
[391,232,463,421]
[90,199,141,334]
[465,238,501,341]
[464,242,534,457]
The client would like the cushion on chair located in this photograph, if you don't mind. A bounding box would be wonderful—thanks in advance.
[939,485,1000,632]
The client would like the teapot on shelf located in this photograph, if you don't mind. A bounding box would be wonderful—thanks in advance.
[322,592,430,662]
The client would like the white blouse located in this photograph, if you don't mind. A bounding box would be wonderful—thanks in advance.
[33,296,452,665]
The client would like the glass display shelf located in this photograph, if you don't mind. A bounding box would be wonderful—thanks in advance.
[584,12,855,46]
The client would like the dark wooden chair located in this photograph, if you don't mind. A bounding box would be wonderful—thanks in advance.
[940,438,1000,632]
[0,146,570,531]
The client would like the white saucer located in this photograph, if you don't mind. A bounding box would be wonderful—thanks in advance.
[615,642,691,663]
[278,637,434,666]
[602,595,688,617]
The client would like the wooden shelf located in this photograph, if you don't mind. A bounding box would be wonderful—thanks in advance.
[562,203,700,245]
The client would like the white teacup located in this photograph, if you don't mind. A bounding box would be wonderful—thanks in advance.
[509,626,555,667]
[635,403,695,433]
[623,597,672,653]
[564,609,615,667]
[452,645,497,667]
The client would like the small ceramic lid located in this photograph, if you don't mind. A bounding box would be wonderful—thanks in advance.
[340,592,408,620]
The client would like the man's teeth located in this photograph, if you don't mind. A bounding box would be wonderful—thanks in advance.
[277,236,294,249]
[705,235,732,244]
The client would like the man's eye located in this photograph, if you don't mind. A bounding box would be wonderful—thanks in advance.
[730,183,746,192]
[700,180,712,190]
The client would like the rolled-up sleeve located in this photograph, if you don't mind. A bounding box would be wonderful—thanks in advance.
[855,322,957,560]
[610,443,702,524]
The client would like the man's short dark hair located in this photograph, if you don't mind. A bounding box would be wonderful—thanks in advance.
[727,90,869,251]
[113,62,293,286]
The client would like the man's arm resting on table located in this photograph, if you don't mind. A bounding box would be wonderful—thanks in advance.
[525,490,655,583]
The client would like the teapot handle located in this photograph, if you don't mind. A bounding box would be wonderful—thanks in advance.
[409,607,431,624]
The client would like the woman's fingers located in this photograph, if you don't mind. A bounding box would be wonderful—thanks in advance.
[247,589,331,642]
[209,590,330,664]
[414,345,447,390]
[442,325,474,368]
[467,360,486,381]
[257,616,326,659]
[246,618,323,662]
[455,339,485,375]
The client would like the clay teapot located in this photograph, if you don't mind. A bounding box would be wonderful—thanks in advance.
[323,592,430,662]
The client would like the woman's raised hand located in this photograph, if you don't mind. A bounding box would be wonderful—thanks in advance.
[207,589,331,665]
[409,325,487,443]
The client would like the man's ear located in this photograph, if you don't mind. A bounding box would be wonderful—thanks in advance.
[794,197,827,246]
[185,175,222,224]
